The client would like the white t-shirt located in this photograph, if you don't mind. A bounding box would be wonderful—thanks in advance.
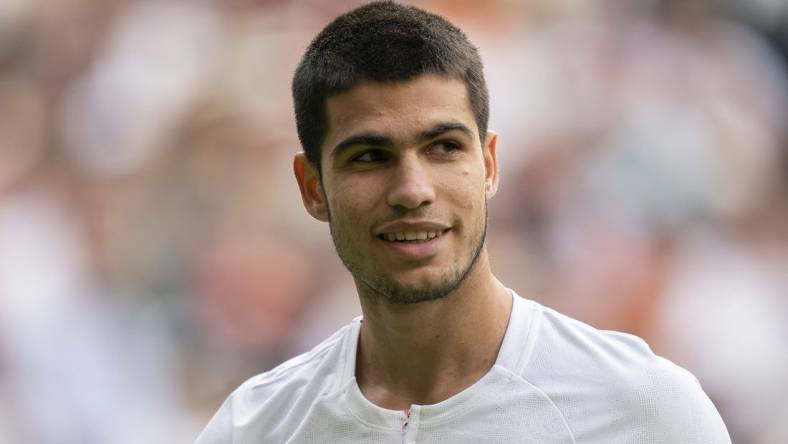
[195,291,730,443]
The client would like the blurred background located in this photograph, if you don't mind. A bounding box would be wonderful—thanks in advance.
[0,0,786,442]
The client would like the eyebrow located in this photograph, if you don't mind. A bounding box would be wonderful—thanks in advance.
[331,121,474,158]
[418,121,473,142]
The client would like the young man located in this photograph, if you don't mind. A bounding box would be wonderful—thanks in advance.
[196,2,731,442]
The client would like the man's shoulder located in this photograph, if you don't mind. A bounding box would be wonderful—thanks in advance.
[233,320,356,403]
[526,301,700,396]
[195,320,359,443]
[520,300,730,442]
[529,302,660,374]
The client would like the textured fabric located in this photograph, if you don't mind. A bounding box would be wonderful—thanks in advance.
[195,291,731,443]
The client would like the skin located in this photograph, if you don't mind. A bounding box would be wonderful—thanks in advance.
[293,73,512,410]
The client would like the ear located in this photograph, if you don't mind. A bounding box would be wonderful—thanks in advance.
[293,153,329,222]
[482,131,499,199]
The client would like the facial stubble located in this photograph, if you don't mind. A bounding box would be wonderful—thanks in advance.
[326,202,488,305]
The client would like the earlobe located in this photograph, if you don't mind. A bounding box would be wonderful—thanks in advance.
[483,131,499,199]
[293,153,329,222]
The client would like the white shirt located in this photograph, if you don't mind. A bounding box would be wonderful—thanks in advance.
[195,291,730,443]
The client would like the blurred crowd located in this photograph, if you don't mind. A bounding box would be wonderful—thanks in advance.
[0,0,786,443]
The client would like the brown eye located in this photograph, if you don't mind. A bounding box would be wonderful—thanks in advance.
[429,141,461,155]
[352,149,389,163]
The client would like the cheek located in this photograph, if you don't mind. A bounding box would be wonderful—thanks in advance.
[445,167,486,209]
[328,184,374,223]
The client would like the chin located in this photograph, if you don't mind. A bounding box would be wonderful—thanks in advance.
[363,269,465,305]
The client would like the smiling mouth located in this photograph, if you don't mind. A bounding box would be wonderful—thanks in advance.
[378,229,449,243]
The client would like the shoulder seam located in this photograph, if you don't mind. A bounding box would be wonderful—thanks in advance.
[499,366,578,443]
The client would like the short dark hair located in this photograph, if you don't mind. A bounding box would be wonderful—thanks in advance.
[292,0,489,170]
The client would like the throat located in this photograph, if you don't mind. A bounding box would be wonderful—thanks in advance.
[355,344,494,409]
[355,295,510,408]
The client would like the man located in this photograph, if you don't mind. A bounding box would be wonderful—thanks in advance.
[195,2,731,442]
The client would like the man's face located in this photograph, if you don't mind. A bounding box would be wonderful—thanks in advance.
[295,74,498,303]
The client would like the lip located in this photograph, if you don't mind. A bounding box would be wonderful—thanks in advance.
[374,220,451,236]
[374,221,452,260]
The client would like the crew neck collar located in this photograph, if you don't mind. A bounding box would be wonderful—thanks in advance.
[339,290,538,429]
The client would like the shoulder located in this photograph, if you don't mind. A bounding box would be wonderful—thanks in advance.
[624,355,731,442]
[531,303,660,372]
[522,302,730,442]
[231,328,345,408]
[194,321,358,443]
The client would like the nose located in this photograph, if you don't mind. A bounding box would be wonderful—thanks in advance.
[385,152,435,209]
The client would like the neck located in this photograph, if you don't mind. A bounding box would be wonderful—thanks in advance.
[354,249,512,410]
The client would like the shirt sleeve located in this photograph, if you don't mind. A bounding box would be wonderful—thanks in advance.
[631,357,731,444]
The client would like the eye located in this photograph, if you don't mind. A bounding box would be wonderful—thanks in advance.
[352,149,389,163]
[429,140,461,155]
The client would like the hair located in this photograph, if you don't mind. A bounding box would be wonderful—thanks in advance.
[292,0,489,170]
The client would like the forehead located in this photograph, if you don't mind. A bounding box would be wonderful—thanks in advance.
[323,74,477,149]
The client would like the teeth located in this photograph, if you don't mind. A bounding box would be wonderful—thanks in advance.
[383,230,443,241]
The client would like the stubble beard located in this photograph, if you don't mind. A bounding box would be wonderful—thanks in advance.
[328,205,488,304]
